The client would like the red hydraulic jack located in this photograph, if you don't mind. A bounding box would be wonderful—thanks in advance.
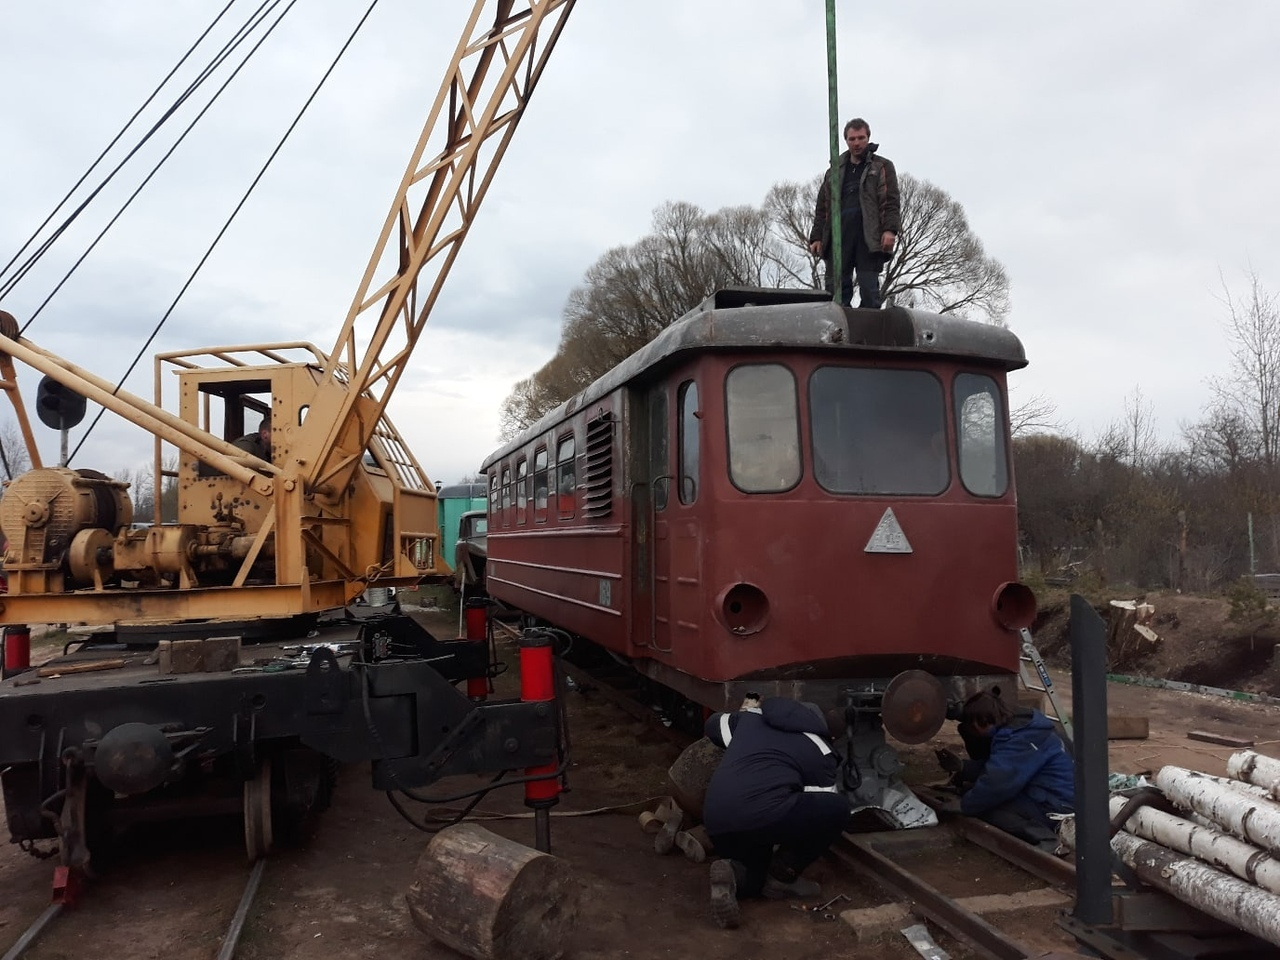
[462,597,490,700]
[519,628,561,853]
[3,624,31,678]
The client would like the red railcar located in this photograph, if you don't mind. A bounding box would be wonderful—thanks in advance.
[480,288,1034,827]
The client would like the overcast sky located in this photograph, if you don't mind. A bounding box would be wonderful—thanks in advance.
[2,1,1277,485]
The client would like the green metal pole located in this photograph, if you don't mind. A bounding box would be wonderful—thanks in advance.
[824,0,843,304]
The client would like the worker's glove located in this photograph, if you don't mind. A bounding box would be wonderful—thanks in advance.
[932,796,963,816]
[935,747,963,775]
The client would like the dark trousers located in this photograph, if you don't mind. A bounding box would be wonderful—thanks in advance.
[826,236,884,309]
[709,793,848,898]
[979,795,1060,850]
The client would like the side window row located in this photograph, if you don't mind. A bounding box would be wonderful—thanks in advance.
[491,430,577,526]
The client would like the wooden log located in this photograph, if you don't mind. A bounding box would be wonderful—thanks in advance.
[1108,795,1280,895]
[1228,750,1280,801]
[1154,766,1280,856]
[406,823,578,960]
[1060,819,1280,947]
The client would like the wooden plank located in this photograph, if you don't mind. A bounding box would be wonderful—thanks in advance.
[1108,715,1150,740]
[37,658,126,678]
[1187,729,1255,748]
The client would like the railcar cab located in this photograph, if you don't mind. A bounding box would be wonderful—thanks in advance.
[634,290,1028,686]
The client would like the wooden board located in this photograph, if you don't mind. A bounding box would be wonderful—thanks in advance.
[1187,730,1255,748]
[37,658,126,678]
[1108,716,1150,740]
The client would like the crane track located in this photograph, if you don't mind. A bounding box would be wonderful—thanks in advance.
[0,844,270,960]
[532,625,1079,959]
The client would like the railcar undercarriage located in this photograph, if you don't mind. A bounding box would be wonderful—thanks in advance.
[0,612,560,868]
[558,629,1014,830]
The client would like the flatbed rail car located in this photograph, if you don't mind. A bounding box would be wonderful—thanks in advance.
[481,287,1036,828]
[0,614,558,865]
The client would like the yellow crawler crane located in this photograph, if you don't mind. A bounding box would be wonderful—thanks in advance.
[0,0,576,869]
[0,0,575,626]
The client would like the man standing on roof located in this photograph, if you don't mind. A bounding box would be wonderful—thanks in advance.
[702,697,849,929]
[809,117,901,309]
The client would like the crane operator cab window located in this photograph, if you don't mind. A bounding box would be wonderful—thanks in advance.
[195,387,273,477]
[726,364,801,493]
[809,367,948,496]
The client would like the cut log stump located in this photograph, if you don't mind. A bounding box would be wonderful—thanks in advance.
[406,823,578,960]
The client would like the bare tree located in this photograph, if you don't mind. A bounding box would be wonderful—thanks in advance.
[1009,391,1059,437]
[1207,268,1280,468]
[882,174,1010,324]
[500,175,1012,435]
[1097,387,1159,469]
[0,420,32,481]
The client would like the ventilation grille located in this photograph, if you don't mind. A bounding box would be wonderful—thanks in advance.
[582,413,615,518]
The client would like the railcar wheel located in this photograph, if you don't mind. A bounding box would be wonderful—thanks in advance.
[243,758,274,862]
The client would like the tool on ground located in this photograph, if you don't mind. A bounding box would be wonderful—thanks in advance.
[901,922,952,960]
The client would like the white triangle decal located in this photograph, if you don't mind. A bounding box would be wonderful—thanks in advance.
[865,507,913,554]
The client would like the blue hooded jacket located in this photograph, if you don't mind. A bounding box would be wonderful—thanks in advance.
[702,698,840,835]
[960,708,1074,817]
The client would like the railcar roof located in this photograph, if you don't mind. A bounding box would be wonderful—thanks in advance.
[483,287,1027,469]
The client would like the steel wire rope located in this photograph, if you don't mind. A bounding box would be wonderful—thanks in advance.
[68,0,384,464]
[11,0,291,327]
[1,0,278,307]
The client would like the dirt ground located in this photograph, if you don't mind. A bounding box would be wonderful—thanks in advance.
[2,596,1280,959]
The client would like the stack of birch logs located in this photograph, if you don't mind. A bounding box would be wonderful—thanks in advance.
[1064,750,1280,947]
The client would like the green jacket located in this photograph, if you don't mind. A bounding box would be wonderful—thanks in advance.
[809,144,901,262]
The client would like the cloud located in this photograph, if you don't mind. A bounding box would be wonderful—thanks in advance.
[2,0,1278,483]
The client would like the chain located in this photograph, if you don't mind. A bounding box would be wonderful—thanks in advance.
[19,837,59,861]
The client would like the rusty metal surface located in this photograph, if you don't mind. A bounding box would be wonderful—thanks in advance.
[949,815,1077,889]
[833,833,1035,960]
[880,668,947,744]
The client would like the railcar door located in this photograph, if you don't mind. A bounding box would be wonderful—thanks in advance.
[632,379,702,656]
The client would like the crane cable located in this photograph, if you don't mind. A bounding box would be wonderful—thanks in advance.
[0,0,279,309]
[68,0,383,464]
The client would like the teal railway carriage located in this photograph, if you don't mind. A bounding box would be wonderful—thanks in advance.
[436,482,487,569]
[479,288,1035,828]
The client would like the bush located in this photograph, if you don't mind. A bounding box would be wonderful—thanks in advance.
[1227,576,1275,624]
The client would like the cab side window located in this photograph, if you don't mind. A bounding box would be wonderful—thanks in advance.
[557,434,576,519]
[533,445,549,522]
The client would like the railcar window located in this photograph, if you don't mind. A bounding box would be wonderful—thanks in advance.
[516,458,528,523]
[533,445,549,521]
[501,466,512,523]
[489,474,499,517]
[678,380,700,504]
[650,388,670,510]
[557,435,576,519]
[955,373,1009,497]
[726,364,800,493]
[809,367,948,496]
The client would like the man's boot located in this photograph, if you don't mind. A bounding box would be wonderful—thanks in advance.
[653,800,685,855]
[709,859,743,929]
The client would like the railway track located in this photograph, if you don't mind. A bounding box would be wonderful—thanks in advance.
[0,818,271,960]
[533,622,1082,959]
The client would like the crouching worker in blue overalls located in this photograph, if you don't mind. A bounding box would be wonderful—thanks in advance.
[943,688,1074,852]
[702,698,849,929]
